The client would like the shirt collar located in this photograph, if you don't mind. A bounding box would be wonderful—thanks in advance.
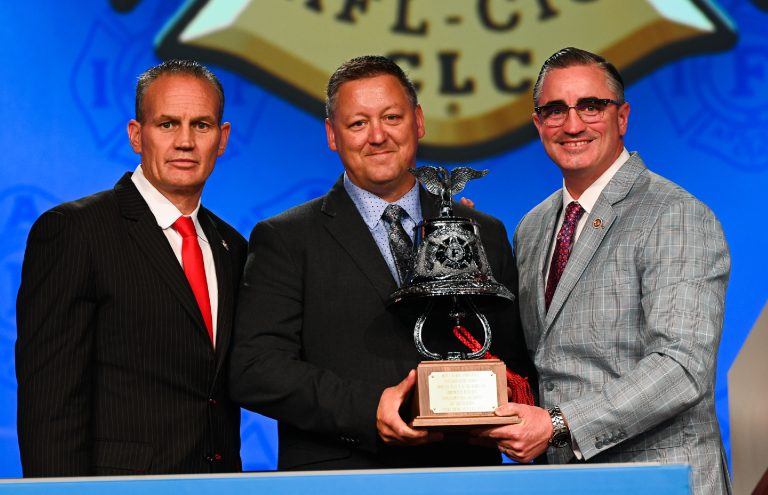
[343,173,422,230]
[131,164,208,244]
[562,147,630,214]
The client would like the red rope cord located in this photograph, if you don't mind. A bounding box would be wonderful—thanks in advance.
[452,325,534,406]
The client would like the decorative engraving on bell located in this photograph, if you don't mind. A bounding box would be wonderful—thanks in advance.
[387,166,514,361]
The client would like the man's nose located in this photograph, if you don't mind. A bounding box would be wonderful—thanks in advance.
[561,107,587,133]
[175,125,195,149]
[368,120,386,144]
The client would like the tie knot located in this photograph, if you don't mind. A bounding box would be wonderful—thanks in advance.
[173,216,197,238]
[382,204,406,225]
[564,201,585,225]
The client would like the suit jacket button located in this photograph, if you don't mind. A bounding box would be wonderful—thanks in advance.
[544,381,555,391]
[595,441,602,449]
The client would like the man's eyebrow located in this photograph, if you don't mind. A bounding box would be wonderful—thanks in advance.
[538,99,566,107]
[538,97,603,107]
[576,96,603,103]
[153,113,181,123]
[153,113,218,123]
[191,115,219,124]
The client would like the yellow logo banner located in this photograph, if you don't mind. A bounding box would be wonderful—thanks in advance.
[157,0,734,161]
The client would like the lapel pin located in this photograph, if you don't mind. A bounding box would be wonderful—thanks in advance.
[221,239,229,251]
[592,218,603,229]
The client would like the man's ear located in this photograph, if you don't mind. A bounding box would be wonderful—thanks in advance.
[325,118,338,151]
[415,104,425,139]
[532,112,543,136]
[127,119,142,154]
[617,102,630,137]
[217,122,231,156]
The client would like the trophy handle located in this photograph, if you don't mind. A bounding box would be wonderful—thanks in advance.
[463,297,492,359]
[413,300,442,360]
[413,297,493,361]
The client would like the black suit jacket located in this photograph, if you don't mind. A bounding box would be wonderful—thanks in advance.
[16,173,246,476]
[229,176,535,470]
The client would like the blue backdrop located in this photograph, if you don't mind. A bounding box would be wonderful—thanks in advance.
[1,0,766,476]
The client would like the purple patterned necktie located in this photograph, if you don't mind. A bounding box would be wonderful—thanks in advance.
[544,201,585,311]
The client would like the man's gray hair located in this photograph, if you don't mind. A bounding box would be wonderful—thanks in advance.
[135,59,225,123]
[533,47,625,106]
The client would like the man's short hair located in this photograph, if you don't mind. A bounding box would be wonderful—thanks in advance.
[135,59,225,124]
[533,47,625,106]
[325,55,418,119]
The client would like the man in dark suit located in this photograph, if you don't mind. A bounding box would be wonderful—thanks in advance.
[16,59,246,476]
[229,55,535,470]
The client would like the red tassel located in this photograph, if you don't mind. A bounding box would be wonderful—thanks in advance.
[452,325,534,406]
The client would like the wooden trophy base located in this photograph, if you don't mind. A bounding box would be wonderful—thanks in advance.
[410,359,521,428]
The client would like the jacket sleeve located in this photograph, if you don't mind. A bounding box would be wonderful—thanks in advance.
[16,209,96,476]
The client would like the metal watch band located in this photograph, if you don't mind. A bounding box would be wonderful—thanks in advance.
[547,406,570,448]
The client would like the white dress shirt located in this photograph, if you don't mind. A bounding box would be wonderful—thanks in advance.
[131,165,219,346]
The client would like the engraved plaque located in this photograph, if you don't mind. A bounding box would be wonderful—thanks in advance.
[428,370,498,414]
[411,359,520,428]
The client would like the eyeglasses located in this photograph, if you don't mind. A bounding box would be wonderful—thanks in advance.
[534,98,624,127]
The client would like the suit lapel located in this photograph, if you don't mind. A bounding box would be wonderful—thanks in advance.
[419,186,440,219]
[322,176,398,303]
[114,173,212,346]
[543,153,648,332]
[198,208,232,368]
[536,196,561,331]
[543,199,616,331]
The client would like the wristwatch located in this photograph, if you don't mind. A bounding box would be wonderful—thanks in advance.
[547,406,570,448]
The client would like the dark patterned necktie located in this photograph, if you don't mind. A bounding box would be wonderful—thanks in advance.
[382,204,414,286]
[544,201,585,311]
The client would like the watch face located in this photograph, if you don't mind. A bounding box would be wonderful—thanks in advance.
[551,431,570,448]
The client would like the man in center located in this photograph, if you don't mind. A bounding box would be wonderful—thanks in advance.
[229,55,535,470]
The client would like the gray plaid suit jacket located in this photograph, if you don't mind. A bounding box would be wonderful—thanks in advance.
[514,153,731,495]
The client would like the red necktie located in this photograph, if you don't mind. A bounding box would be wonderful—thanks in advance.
[172,216,213,344]
[544,201,585,311]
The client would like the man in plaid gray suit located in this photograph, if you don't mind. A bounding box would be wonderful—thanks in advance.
[476,48,731,494]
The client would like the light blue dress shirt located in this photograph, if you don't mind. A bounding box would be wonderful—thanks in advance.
[343,173,422,286]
